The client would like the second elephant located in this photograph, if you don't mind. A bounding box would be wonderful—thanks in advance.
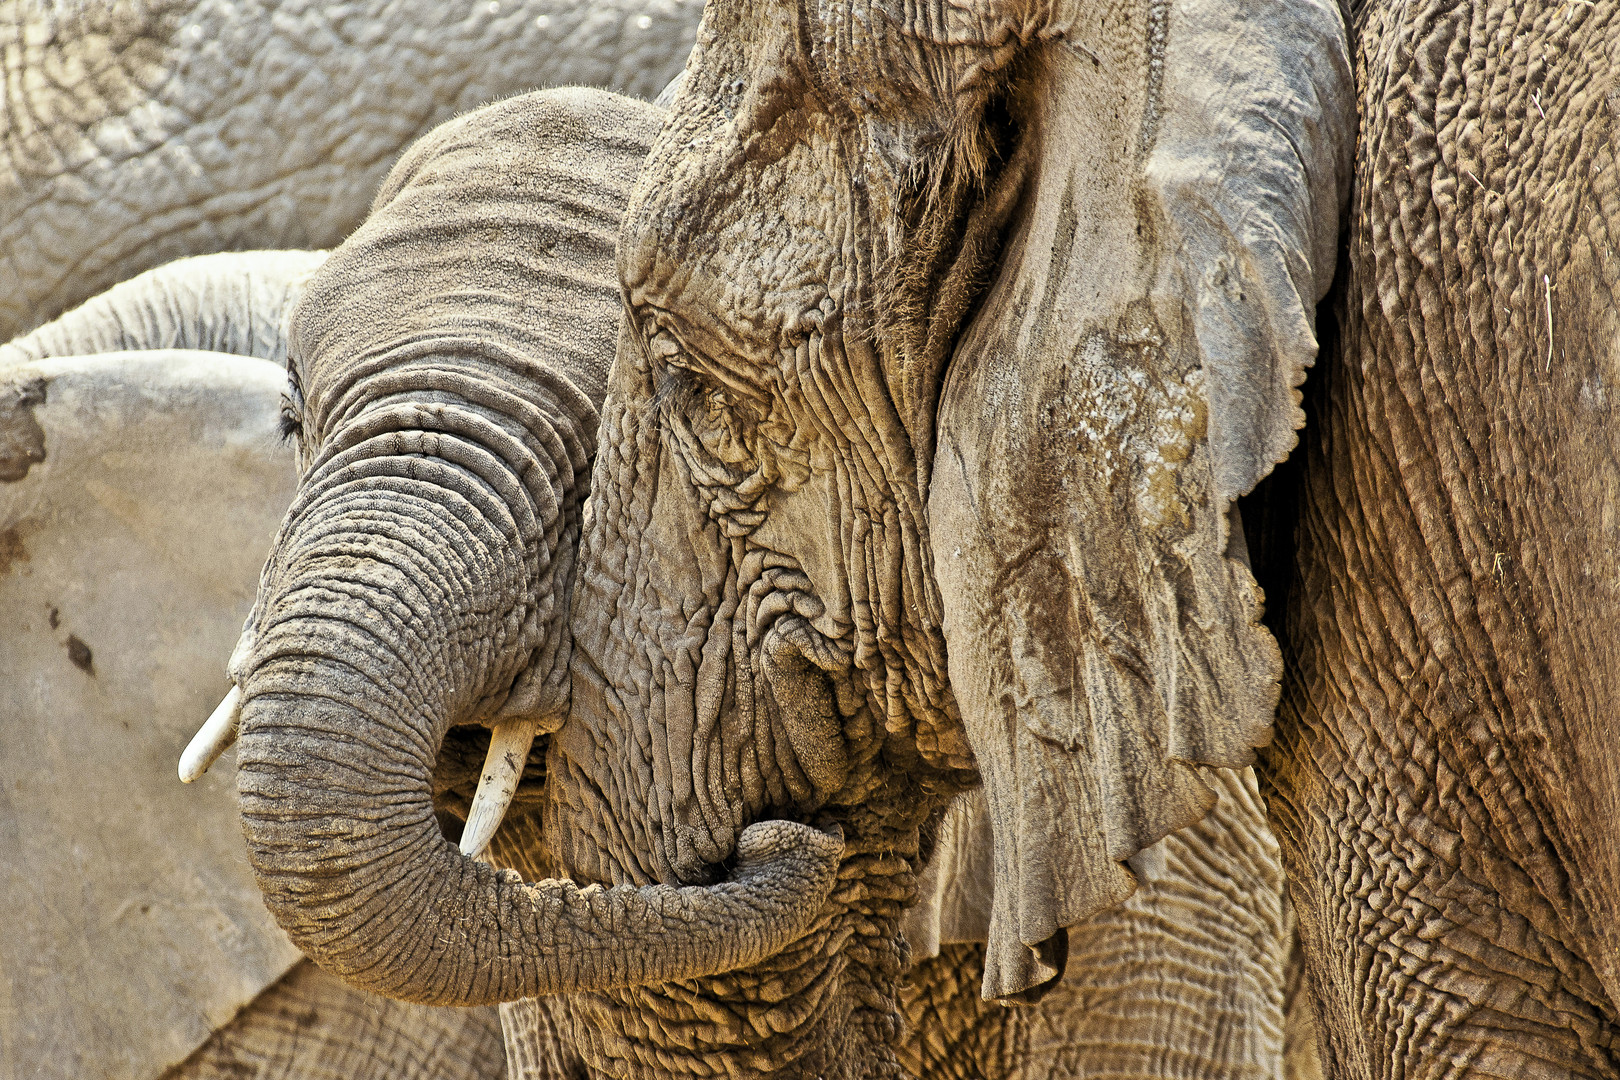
[0,0,705,341]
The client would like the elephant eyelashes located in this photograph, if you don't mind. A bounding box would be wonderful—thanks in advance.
[276,399,302,442]
[658,365,760,471]
[277,372,305,443]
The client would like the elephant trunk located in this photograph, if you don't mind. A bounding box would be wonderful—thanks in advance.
[235,379,841,1005]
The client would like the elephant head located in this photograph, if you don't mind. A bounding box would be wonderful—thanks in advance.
[552,0,1351,1069]
[219,86,843,1009]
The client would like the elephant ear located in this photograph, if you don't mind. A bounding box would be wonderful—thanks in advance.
[927,0,1353,1000]
[0,354,304,1078]
[900,790,996,960]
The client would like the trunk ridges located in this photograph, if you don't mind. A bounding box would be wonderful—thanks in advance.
[238,387,844,1006]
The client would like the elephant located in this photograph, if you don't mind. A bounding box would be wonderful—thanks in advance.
[0,349,503,1080]
[1249,0,1620,1074]
[2,74,1304,1077]
[0,0,706,342]
[0,248,330,369]
[200,0,1343,1072]
[546,0,1617,1074]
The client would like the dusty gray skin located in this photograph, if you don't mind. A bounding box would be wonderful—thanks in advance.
[1255,0,1620,1074]
[0,250,328,367]
[108,72,1316,1080]
[234,85,844,1008]
[896,770,1291,1080]
[0,0,704,340]
[169,962,506,1080]
[539,0,1349,1067]
[230,0,1350,1074]
[0,351,322,1080]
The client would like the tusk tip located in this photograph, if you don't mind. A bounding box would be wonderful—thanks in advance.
[179,686,243,784]
[457,718,540,860]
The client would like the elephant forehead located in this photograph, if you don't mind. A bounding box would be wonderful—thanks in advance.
[623,116,856,372]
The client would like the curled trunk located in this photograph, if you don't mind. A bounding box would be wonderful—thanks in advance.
[236,387,841,1006]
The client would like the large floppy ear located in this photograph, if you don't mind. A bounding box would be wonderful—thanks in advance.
[900,790,997,960]
[0,353,307,1077]
[926,0,1353,1000]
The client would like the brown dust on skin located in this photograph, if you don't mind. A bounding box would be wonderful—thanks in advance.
[66,634,93,675]
[0,526,27,576]
[0,377,47,481]
[1260,0,1620,1074]
[542,0,1054,1071]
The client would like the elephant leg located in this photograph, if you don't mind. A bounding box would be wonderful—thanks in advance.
[166,961,505,1080]
[899,769,1289,1080]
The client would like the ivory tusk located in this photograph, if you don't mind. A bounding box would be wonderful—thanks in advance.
[459,718,540,860]
[179,686,242,783]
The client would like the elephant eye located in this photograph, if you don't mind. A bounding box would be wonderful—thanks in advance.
[691,384,754,468]
[278,373,305,444]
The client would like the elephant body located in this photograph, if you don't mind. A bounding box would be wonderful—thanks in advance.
[0,350,510,1080]
[170,961,505,1079]
[0,351,306,1076]
[0,249,329,368]
[1259,0,1620,1074]
[0,0,704,341]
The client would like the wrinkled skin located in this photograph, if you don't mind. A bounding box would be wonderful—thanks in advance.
[134,58,1311,1080]
[896,770,1292,1080]
[0,0,704,340]
[211,15,1325,1072]
[166,962,506,1080]
[536,0,1345,1070]
[235,85,846,1015]
[1253,0,1620,1074]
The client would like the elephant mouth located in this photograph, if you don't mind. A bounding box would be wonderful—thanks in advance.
[560,781,938,1079]
[758,614,855,804]
[431,723,553,876]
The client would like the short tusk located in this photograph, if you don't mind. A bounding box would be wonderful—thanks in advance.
[459,718,540,860]
[179,686,242,783]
